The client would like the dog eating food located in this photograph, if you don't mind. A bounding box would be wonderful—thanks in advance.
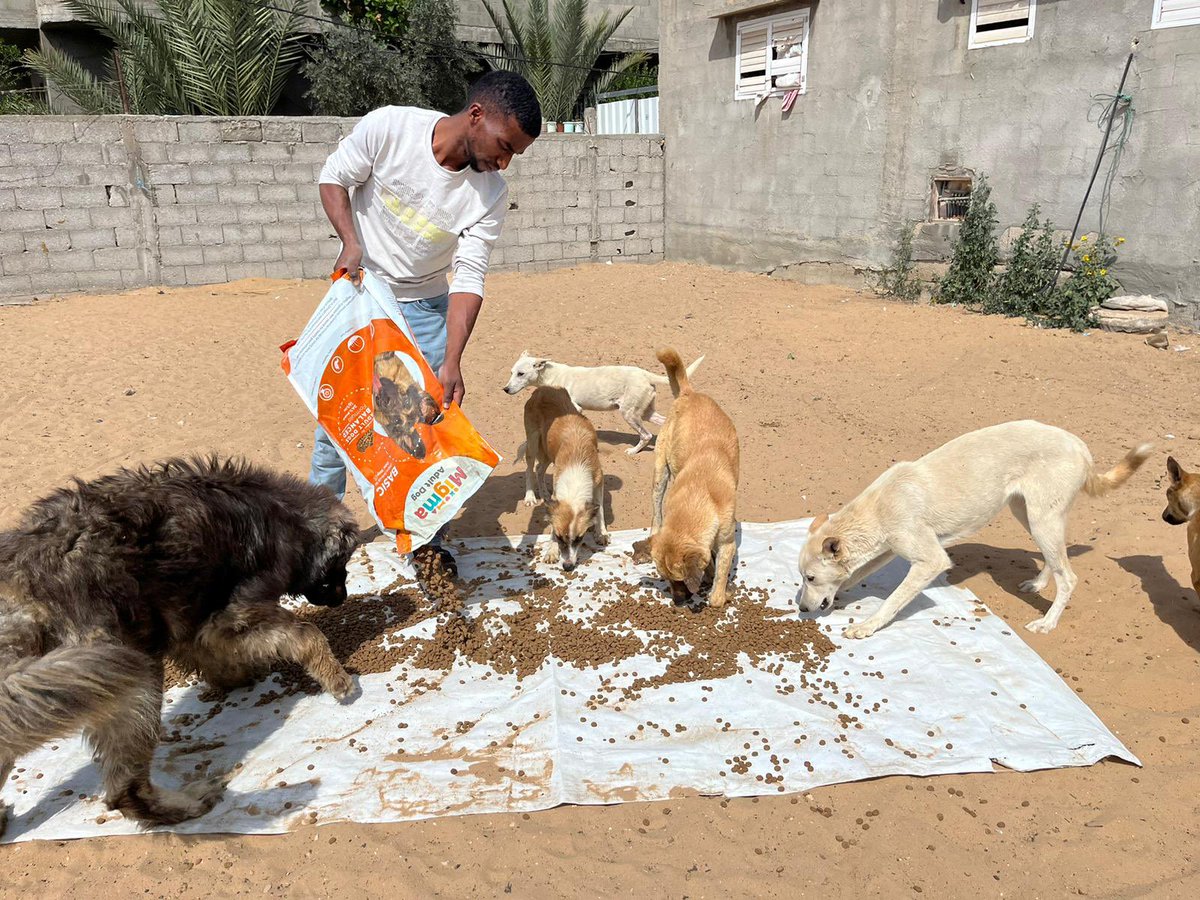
[1162,456,1200,600]
[0,457,359,835]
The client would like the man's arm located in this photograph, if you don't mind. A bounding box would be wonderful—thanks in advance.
[439,292,483,409]
[320,183,362,278]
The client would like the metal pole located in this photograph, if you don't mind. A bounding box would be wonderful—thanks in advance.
[1044,42,1136,300]
[113,50,132,114]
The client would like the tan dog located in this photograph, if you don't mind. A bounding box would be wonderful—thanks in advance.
[649,348,740,607]
[522,386,608,571]
[798,421,1152,638]
[1163,456,1200,599]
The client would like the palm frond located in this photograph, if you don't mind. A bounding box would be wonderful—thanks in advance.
[22,45,120,114]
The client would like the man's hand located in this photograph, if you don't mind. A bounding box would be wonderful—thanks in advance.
[438,359,465,409]
[334,242,363,282]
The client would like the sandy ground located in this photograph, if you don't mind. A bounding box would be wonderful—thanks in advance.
[0,262,1198,898]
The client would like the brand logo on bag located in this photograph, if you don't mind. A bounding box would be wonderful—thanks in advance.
[413,465,469,521]
[319,384,334,402]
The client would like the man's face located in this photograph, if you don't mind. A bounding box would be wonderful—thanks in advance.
[464,105,536,173]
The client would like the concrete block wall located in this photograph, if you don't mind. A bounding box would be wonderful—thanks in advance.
[0,116,663,300]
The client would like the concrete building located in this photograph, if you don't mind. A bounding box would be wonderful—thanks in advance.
[660,0,1200,324]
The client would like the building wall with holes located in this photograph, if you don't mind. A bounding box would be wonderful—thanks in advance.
[0,116,663,300]
[661,0,1200,324]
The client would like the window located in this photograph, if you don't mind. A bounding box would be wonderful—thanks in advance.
[735,9,810,101]
[969,0,1036,48]
[931,177,973,221]
[1153,0,1200,28]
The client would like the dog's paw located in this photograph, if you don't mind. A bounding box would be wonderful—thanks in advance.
[1018,578,1044,594]
[523,494,541,508]
[323,667,354,702]
[542,542,560,563]
[185,778,226,815]
[1024,617,1056,634]
[0,802,9,839]
[596,530,611,546]
[843,620,881,640]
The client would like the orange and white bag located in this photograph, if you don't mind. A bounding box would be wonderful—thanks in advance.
[281,269,500,553]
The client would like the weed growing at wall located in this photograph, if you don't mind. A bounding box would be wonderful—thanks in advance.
[987,205,1060,318]
[867,220,923,304]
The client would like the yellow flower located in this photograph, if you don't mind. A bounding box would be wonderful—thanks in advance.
[1116,237,1125,245]
[1100,268,1107,276]
[1082,255,1091,262]
[1080,235,1088,242]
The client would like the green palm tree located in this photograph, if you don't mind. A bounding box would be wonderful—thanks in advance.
[481,0,648,123]
[24,0,306,115]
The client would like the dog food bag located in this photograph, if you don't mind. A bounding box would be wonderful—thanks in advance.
[281,269,500,553]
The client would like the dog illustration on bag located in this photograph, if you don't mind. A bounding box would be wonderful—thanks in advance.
[372,351,443,459]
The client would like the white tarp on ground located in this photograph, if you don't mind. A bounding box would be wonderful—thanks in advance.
[1,519,1137,843]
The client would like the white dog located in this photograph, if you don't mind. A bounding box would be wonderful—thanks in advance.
[503,352,704,454]
[797,421,1152,638]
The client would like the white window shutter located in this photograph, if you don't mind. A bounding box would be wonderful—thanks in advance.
[770,14,807,90]
[737,23,770,97]
[972,0,1035,46]
[1156,0,1200,26]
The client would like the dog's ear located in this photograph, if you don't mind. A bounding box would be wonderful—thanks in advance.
[683,543,709,576]
[1167,456,1183,483]
[532,358,549,371]
[810,512,828,533]
[822,535,842,557]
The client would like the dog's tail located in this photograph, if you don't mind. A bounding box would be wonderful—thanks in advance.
[656,348,695,398]
[1084,442,1154,497]
[650,355,704,388]
[0,643,152,758]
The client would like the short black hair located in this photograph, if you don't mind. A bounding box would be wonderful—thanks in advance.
[467,70,542,138]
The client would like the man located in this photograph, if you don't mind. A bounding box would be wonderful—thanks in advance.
[309,70,541,583]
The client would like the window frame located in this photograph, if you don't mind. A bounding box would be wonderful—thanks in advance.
[968,0,1037,49]
[734,8,811,101]
[1152,0,1200,29]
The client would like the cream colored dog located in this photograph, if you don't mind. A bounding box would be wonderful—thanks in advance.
[503,352,704,455]
[649,348,740,608]
[798,421,1152,638]
[521,386,608,571]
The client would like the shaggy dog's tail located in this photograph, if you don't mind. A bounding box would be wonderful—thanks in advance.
[1084,442,1155,497]
[0,643,152,760]
[656,348,696,398]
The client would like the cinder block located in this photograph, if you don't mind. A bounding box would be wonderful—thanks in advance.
[74,119,122,143]
[533,243,564,262]
[517,260,550,274]
[276,203,316,223]
[597,206,626,225]
[84,270,130,291]
[575,224,594,241]
[16,187,63,210]
[43,208,89,229]
[0,231,25,254]
[132,120,179,143]
[301,122,340,143]
[243,243,283,262]
[220,119,263,142]
[177,120,222,143]
[46,250,93,273]
[301,257,332,278]
[179,225,224,245]
[262,223,303,242]
[273,259,307,279]
[59,186,110,208]
[160,266,189,286]
[237,204,280,224]
[249,142,294,163]
[225,262,269,280]
[167,143,214,163]
[0,189,15,211]
[562,240,592,260]
[288,143,334,163]
[650,237,663,254]
[203,244,243,264]
[59,143,105,165]
[522,226,548,245]
[11,143,59,166]
[262,120,302,143]
[93,247,140,270]
[154,205,198,226]
[502,244,534,264]
[121,268,149,288]
[156,225,182,246]
[257,184,298,203]
[563,206,591,226]
[29,272,80,295]
[233,163,275,184]
[25,119,76,143]
[222,223,263,243]
[211,143,252,163]
[272,164,318,185]
[114,226,140,248]
[161,246,204,267]
[148,163,192,185]
[190,165,236,185]
[69,228,116,250]
[547,225,576,243]
[218,183,258,204]
[0,274,34,296]
[184,264,229,284]
[173,184,219,205]
[624,238,653,255]
[136,142,170,164]
[300,221,336,241]
[189,203,239,224]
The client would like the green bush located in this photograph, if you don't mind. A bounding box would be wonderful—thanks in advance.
[987,204,1059,318]
[933,174,998,307]
[1037,234,1122,331]
[867,220,923,304]
[1,40,47,114]
[306,0,473,116]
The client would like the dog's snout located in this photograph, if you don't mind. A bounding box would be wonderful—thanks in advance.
[819,598,832,611]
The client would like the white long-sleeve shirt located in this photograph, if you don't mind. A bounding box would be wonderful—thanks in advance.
[318,106,507,301]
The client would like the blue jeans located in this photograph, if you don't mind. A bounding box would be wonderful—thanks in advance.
[309,293,450,546]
